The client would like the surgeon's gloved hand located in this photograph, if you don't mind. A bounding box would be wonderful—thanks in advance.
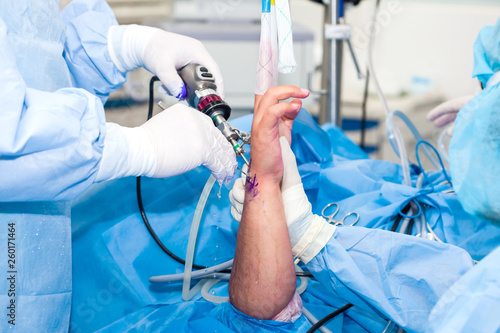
[229,137,335,264]
[96,104,236,183]
[107,24,224,99]
[427,95,474,134]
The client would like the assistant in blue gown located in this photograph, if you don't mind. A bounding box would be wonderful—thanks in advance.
[0,1,125,331]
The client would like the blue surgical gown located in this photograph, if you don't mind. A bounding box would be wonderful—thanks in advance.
[0,0,125,331]
[426,245,500,332]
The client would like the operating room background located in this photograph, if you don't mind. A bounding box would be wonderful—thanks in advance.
[93,0,499,164]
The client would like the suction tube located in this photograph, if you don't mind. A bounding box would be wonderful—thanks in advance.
[182,175,217,301]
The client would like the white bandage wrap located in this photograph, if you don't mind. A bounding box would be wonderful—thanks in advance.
[291,215,336,264]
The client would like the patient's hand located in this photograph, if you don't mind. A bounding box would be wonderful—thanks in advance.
[228,86,309,320]
[250,86,309,185]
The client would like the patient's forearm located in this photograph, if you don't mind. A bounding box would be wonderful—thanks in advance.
[228,176,296,319]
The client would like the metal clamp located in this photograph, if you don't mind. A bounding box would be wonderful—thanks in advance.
[234,128,251,145]
[324,24,352,40]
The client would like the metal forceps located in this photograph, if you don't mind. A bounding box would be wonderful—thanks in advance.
[321,203,360,226]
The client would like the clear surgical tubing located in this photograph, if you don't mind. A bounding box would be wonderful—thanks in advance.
[182,175,217,301]
[391,110,440,169]
[437,127,450,166]
[367,0,411,186]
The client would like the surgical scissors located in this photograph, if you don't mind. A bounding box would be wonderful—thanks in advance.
[321,203,360,226]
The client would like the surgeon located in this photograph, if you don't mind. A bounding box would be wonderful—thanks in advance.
[0,0,235,331]
[424,18,500,332]
[229,85,477,332]
[432,18,500,222]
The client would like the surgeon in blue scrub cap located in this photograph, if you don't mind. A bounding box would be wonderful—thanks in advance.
[448,18,500,222]
[426,20,500,329]
[0,0,236,331]
[428,18,500,222]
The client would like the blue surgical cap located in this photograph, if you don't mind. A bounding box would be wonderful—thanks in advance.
[472,17,500,86]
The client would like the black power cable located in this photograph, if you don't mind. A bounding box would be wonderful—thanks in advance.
[391,202,412,232]
[306,303,354,333]
[406,219,415,235]
[137,76,315,278]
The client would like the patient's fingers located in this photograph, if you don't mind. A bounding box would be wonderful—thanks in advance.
[254,94,263,111]
[254,86,309,122]
[278,98,303,144]
[259,101,302,135]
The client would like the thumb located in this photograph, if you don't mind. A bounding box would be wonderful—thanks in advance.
[280,136,302,193]
[157,71,187,99]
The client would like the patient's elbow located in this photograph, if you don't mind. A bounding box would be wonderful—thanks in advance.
[228,280,296,320]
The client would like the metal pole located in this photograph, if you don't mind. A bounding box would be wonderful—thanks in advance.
[319,0,343,127]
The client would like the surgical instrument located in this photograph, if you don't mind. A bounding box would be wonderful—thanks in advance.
[321,203,359,226]
[164,64,251,167]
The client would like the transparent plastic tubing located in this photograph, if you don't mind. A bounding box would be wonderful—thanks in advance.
[367,0,411,186]
[385,113,412,186]
[437,126,450,166]
[392,110,440,169]
[183,175,217,301]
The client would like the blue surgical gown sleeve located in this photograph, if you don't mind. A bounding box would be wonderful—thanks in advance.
[61,0,127,104]
[426,245,500,332]
[0,18,105,201]
[306,227,474,333]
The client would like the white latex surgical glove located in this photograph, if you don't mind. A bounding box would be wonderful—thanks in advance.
[96,103,236,183]
[108,24,224,99]
[229,137,335,264]
[427,95,474,135]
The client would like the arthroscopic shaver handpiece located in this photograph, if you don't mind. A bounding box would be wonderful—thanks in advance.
[172,64,250,166]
